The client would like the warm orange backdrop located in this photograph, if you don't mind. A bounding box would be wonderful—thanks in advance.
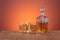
[0,0,60,31]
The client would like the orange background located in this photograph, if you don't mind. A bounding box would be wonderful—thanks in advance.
[0,0,60,31]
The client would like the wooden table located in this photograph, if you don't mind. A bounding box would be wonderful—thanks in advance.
[0,31,60,40]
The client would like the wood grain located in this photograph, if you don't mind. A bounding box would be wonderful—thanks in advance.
[0,31,60,40]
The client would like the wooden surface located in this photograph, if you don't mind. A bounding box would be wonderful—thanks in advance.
[0,31,60,40]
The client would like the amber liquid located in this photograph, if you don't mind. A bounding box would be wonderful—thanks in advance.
[39,22,48,33]
[19,23,48,33]
[19,25,27,32]
[30,25,38,33]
